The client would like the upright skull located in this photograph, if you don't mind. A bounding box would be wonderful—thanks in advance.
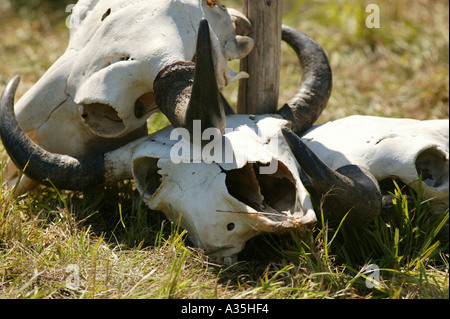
[4,0,253,191]
[9,0,253,156]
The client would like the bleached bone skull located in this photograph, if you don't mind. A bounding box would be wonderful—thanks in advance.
[11,22,447,262]
[1,24,340,263]
[301,115,449,213]
[12,0,253,156]
[2,15,448,263]
[129,115,317,264]
[107,114,449,262]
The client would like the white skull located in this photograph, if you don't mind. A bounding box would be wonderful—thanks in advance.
[1,23,335,263]
[301,115,449,212]
[3,73,448,263]
[106,114,449,262]
[12,0,253,156]
[113,115,316,264]
[6,21,447,264]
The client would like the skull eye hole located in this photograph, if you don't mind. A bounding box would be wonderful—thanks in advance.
[225,161,297,215]
[82,103,125,137]
[135,92,156,119]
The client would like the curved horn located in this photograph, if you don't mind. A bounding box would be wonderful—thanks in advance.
[282,127,382,227]
[153,19,226,136]
[277,26,333,135]
[0,76,105,190]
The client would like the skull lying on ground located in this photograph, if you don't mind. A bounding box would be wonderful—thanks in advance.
[3,0,254,192]
[1,21,448,263]
[300,116,449,215]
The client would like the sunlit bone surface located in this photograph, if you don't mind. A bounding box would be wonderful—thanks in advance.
[5,0,253,191]
[301,115,449,212]
[100,114,449,263]
[105,114,317,264]
[12,0,252,156]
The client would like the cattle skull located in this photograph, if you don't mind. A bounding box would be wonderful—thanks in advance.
[130,115,318,264]
[2,18,447,263]
[300,115,449,214]
[104,114,450,263]
[1,23,350,263]
[4,0,254,191]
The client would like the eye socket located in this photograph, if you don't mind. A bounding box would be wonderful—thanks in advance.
[135,92,156,119]
[133,157,162,198]
[227,223,235,231]
[82,103,125,137]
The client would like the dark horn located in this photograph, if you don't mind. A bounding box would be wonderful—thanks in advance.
[282,127,382,227]
[184,18,226,135]
[0,76,105,190]
[277,26,333,135]
[154,19,227,136]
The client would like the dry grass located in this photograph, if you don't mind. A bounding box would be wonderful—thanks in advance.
[0,0,448,300]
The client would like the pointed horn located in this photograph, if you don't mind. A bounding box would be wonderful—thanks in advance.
[277,26,333,135]
[184,18,226,135]
[282,127,382,227]
[153,19,226,135]
[0,76,105,190]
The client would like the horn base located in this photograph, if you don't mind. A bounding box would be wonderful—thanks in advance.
[282,127,382,228]
[153,61,195,128]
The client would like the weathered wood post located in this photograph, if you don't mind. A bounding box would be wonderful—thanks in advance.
[237,0,283,115]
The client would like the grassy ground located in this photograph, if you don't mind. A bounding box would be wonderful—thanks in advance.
[0,0,448,299]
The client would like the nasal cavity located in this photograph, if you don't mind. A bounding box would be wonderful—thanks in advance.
[81,103,125,137]
[133,157,162,198]
[225,161,297,214]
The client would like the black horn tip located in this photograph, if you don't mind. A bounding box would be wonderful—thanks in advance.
[198,18,210,33]
[1,75,21,104]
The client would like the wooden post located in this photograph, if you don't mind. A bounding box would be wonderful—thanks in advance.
[237,0,283,115]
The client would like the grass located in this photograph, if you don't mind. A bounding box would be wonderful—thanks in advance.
[0,0,449,299]
[1,176,448,299]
